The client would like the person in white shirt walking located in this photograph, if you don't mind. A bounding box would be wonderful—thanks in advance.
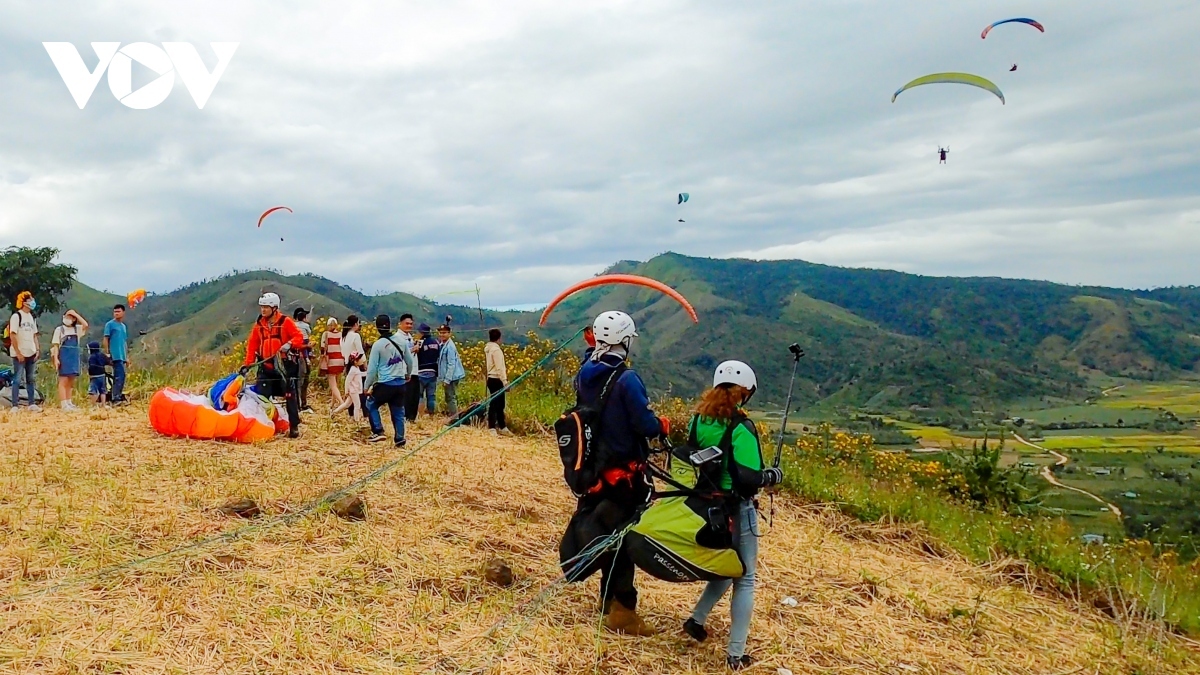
[7,291,41,411]
[484,328,510,435]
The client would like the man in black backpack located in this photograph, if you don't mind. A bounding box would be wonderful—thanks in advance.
[559,310,668,636]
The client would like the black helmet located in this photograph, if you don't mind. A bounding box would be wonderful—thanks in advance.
[293,307,309,320]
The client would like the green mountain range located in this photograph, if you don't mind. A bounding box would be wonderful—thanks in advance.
[54,254,1200,413]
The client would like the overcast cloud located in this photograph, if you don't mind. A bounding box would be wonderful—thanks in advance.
[1,1,1197,306]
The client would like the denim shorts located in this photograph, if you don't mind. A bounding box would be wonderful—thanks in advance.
[88,376,107,395]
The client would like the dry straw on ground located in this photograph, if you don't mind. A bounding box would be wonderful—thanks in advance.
[0,399,1197,674]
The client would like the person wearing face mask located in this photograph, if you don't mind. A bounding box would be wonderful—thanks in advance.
[6,291,41,411]
[51,309,89,410]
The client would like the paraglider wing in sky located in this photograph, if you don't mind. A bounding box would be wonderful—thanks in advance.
[539,274,699,326]
[257,206,293,228]
[981,18,1044,39]
[127,288,146,309]
[892,73,1005,104]
[677,193,689,205]
[1010,64,1018,72]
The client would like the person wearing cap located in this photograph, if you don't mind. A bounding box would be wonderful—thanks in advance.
[243,292,305,437]
[364,314,414,446]
[560,310,670,637]
[680,360,781,671]
[436,324,464,416]
[414,322,441,416]
[292,307,313,411]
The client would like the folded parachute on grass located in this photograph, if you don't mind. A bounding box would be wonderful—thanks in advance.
[149,374,288,443]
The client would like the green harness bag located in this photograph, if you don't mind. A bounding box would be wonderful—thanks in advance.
[624,416,748,583]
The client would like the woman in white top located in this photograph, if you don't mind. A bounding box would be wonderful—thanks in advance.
[51,309,88,410]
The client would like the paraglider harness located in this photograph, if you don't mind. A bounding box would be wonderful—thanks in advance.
[555,363,647,498]
[249,314,302,399]
[621,414,752,583]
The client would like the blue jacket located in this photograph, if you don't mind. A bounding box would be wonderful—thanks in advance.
[574,353,661,463]
[438,338,465,383]
[365,333,414,389]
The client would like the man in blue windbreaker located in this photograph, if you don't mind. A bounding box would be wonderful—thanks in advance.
[561,310,669,637]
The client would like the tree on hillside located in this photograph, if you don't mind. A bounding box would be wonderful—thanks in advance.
[0,246,77,315]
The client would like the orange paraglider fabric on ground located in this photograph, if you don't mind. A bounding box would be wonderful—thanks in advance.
[149,388,281,443]
[539,274,699,326]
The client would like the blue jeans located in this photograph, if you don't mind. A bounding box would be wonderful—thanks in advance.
[111,360,127,402]
[366,380,407,444]
[690,500,758,659]
[10,357,36,407]
[418,373,437,412]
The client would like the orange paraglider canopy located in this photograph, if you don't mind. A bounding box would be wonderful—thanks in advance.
[539,274,699,326]
[257,206,292,227]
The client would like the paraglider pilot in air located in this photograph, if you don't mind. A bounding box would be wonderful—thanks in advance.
[938,147,949,164]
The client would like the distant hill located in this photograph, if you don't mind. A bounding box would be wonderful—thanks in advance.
[48,256,1200,413]
[534,253,1200,411]
[61,271,524,365]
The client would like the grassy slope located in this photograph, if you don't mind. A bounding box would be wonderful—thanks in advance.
[0,403,1195,673]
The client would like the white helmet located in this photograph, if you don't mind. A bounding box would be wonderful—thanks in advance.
[592,310,638,346]
[714,360,757,392]
[258,292,281,308]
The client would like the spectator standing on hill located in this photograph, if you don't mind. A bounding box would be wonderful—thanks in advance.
[103,304,129,404]
[51,309,88,410]
[395,314,420,423]
[86,341,111,404]
[415,323,441,415]
[365,314,414,446]
[332,354,367,421]
[243,293,304,438]
[7,291,41,411]
[341,315,364,416]
[484,328,510,435]
[437,324,464,416]
[293,307,313,411]
[320,317,344,409]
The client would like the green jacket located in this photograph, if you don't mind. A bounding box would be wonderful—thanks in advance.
[689,412,766,497]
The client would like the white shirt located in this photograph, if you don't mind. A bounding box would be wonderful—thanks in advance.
[8,311,38,358]
[51,324,86,347]
[342,330,364,362]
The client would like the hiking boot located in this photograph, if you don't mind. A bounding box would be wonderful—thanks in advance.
[682,618,708,642]
[367,434,387,443]
[726,654,753,671]
[602,600,656,636]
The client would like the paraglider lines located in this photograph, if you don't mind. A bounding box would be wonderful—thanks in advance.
[0,328,587,607]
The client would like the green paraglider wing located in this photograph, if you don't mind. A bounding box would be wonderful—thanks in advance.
[892,73,1005,104]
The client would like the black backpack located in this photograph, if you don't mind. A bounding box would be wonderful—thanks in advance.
[555,364,625,497]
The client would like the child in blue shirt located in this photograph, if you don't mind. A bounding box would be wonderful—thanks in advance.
[87,341,112,404]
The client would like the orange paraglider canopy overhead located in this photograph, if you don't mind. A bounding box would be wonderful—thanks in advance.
[257,206,292,227]
[539,274,699,326]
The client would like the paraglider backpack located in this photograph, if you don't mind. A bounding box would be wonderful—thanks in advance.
[624,414,752,583]
[555,364,625,497]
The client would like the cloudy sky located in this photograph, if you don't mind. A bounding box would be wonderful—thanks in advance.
[1,1,1197,307]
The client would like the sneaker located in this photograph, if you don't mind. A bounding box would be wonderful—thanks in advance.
[28,404,42,413]
[367,434,387,443]
[726,655,753,671]
[300,406,313,413]
[394,439,407,448]
[682,618,708,643]
[288,430,300,439]
[497,428,513,437]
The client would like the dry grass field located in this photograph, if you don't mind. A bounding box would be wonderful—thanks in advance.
[0,400,1197,674]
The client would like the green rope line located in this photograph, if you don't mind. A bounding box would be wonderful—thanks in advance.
[0,327,585,606]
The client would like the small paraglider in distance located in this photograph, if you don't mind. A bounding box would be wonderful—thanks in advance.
[677,192,689,205]
[893,73,1005,104]
[127,288,147,309]
[280,238,285,242]
[539,274,699,326]
[257,205,292,228]
[981,18,1044,39]
[1010,64,1018,72]
[678,219,685,223]
[938,147,949,164]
